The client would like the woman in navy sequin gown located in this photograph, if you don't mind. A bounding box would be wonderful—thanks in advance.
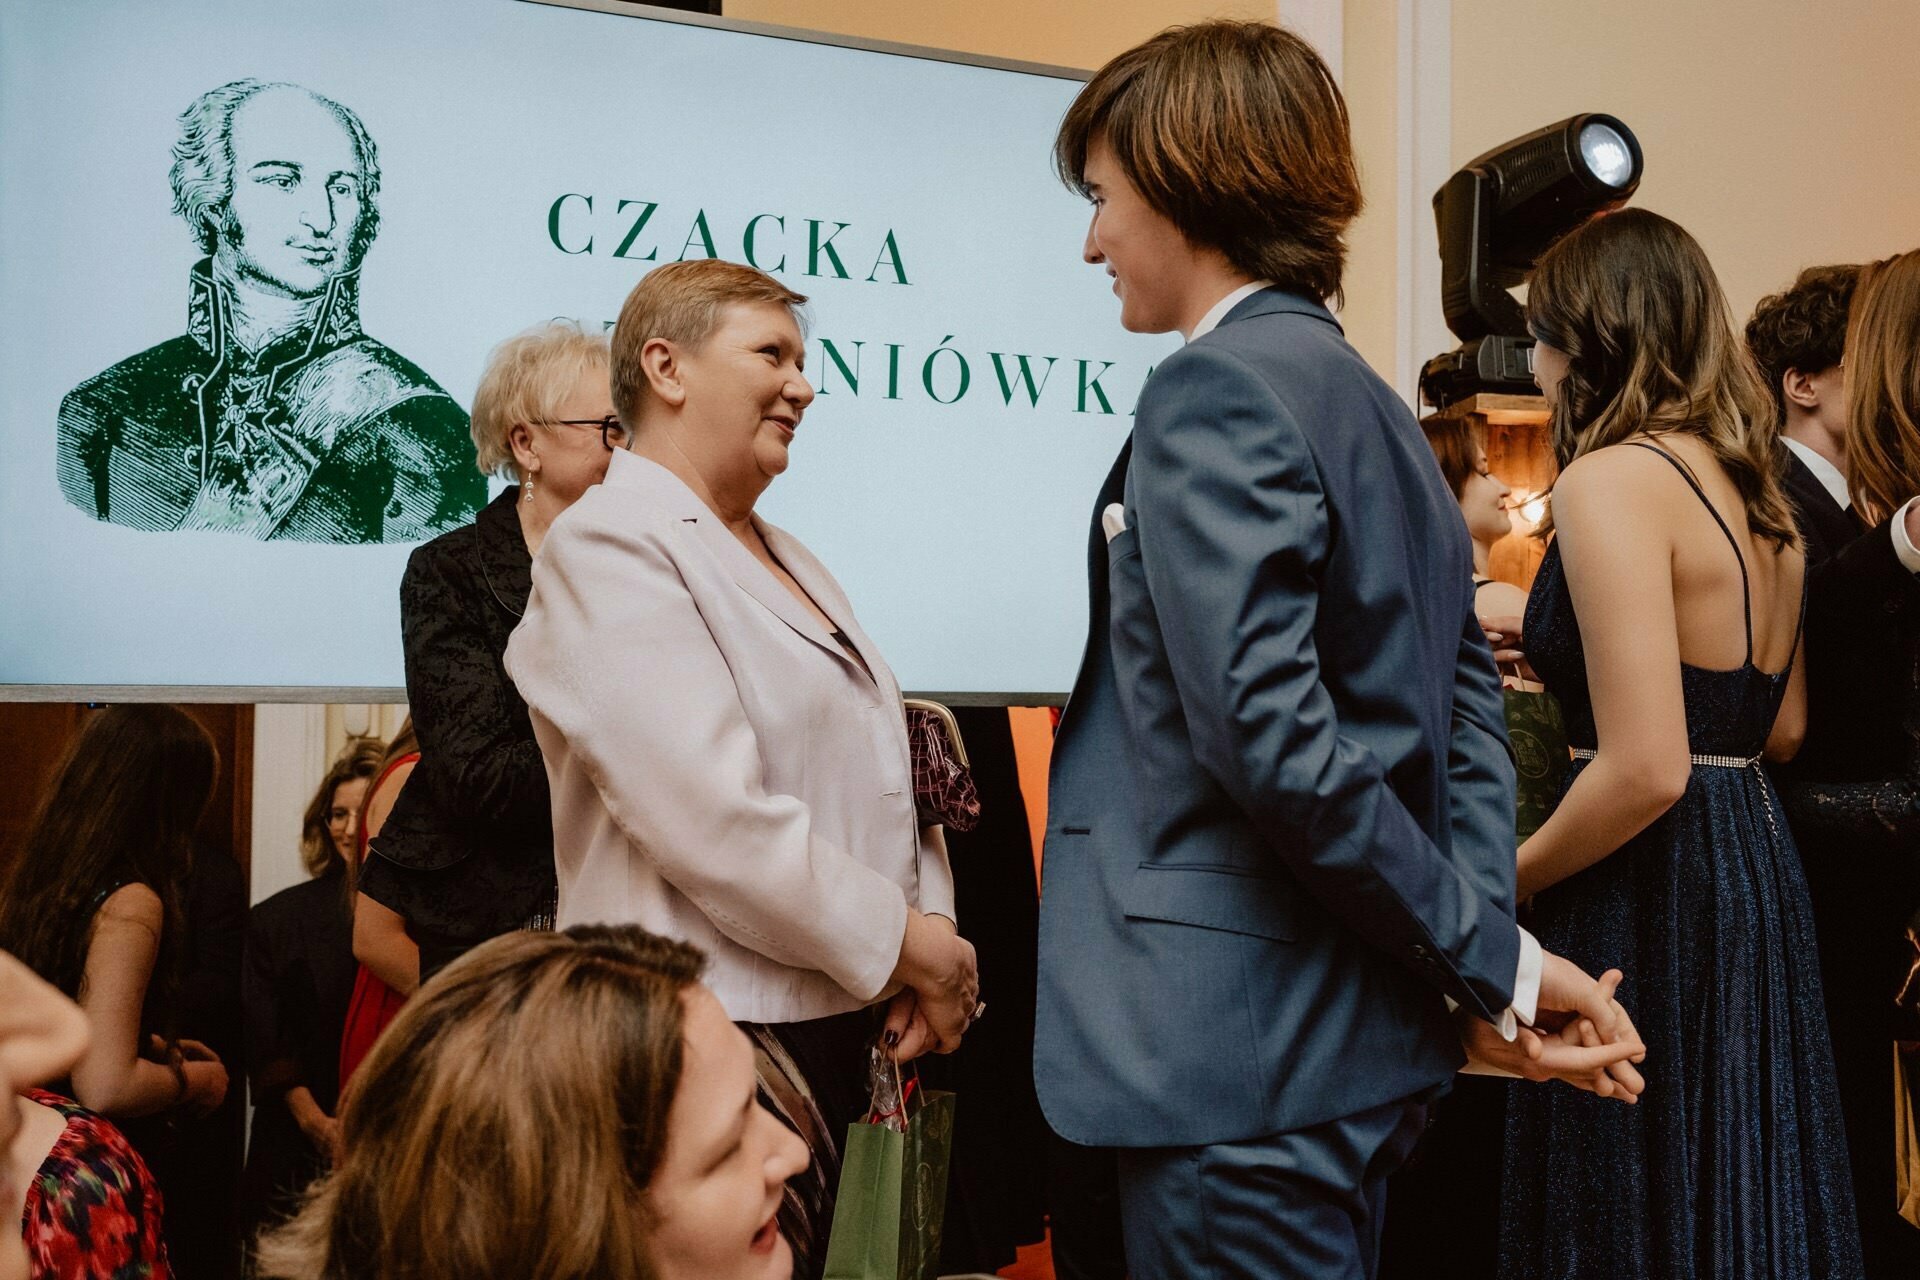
[1496,210,1863,1279]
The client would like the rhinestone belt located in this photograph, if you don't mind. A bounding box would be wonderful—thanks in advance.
[1569,748,1761,769]
[1566,747,1779,841]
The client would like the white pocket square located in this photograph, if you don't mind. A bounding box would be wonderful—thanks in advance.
[1101,502,1128,544]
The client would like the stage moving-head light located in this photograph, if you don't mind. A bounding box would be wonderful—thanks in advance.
[1421,114,1642,410]
[1436,113,1643,343]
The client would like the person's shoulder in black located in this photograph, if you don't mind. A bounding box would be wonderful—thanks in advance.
[1781,448,1865,569]
[363,485,555,946]
[243,868,356,1109]
[1794,508,1920,782]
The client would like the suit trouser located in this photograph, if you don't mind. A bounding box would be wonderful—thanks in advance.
[1115,1090,1434,1280]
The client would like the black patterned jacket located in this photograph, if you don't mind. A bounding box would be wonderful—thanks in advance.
[360,486,555,938]
[1780,512,1920,847]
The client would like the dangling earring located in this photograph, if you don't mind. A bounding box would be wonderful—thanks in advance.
[523,475,535,503]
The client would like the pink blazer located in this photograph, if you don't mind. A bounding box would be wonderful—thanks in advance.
[504,449,954,1023]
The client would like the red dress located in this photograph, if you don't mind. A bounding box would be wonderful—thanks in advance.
[338,751,420,1089]
[19,1091,171,1279]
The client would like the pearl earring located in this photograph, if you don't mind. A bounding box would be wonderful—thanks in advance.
[523,476,535,503]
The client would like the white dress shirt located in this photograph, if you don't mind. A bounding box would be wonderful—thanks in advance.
[1783,437,1851,510]
[1186,280,1273,343]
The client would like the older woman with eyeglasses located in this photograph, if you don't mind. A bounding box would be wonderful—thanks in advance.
[355,321,621,991]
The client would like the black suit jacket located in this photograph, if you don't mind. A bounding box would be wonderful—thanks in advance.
[1788,508,1920,786]
[359,486,556,939]
[1783,449,1865,570]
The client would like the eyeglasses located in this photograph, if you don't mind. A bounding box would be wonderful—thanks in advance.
[539,415,630,451]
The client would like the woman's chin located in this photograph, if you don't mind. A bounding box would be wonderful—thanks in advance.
[755,442,791,479]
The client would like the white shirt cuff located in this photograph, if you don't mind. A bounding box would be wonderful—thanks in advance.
[1440,926,1540,1042]
[1890,497,1920,575]
[1510,926,1541,1030]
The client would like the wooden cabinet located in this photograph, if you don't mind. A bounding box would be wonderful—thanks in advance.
[0,704,253,883]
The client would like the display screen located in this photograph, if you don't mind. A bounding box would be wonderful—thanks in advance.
[0,0,1170,699]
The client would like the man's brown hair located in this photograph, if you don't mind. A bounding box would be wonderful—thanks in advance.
[1743,263,1860,423]
[610,258,808,427]
[1054,20,1363,304]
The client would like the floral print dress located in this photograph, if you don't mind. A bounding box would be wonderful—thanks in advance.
[19,1091,171,1279]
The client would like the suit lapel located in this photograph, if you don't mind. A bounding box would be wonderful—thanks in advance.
[684,513,848,661]
[1059,435,1133,736]
[604,450,849,662]
[1085,436,1134,596]
[758,522,889,689]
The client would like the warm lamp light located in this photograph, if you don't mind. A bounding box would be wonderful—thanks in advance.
[1508,490,1548,533]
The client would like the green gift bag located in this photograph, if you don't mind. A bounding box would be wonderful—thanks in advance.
[1503,673,1570,842]
[822,1055,956,1280]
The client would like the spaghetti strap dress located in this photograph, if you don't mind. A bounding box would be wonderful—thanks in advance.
[1499,443,1863,1279]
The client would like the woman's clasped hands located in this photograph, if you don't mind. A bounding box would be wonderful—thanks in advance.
[882,910,979,1062]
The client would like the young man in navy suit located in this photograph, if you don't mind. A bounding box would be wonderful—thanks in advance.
[1032,22,1646,1278]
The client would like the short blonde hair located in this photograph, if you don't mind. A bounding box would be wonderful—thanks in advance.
[610,259,808,427]
[469,320,612,480]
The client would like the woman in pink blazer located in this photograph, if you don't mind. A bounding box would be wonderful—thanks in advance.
[504,260,978,1279]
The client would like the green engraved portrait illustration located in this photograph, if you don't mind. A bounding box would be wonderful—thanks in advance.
[55,79,484,544]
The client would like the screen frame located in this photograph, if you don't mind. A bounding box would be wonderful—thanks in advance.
[1,0,1091,706]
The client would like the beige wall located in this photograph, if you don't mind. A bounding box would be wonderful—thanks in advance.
[721,2,1920,385]
[1451,1,1920,329]
[728,0,1412,371]
[1337,0,1402,381]
[726,0,1276,71]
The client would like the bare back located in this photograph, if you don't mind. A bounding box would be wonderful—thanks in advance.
[1628,434,1804,678]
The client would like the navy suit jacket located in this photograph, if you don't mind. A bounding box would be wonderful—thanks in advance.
[1034,288,1522,1149]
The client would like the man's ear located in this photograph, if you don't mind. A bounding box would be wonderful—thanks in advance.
[641,337,687,409]
[1782,367,1822,411]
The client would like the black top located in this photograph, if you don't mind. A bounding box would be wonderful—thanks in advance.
[242,865,355,1115]
[240,865,355,1229]
[359,486,556,939]
[1775,474,1920,788]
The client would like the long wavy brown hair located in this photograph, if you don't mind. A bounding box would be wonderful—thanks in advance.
[1843,249,1920,526]
[0,706,218,1038]
[254,925,706,1280]
[1527,208,1798,549]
